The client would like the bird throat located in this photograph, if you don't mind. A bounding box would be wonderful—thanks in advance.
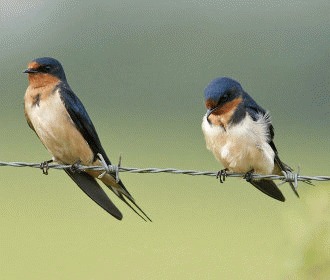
[207,97,243,130]
[27,73,60,89]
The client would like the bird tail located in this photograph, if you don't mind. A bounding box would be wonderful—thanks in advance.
[249,179,285,202]
[64,169,123,220]
[100,174,152,222]
[274,156,299,198]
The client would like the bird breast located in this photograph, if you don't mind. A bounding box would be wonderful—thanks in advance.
[202,112,275,174]
[24,86,94,165]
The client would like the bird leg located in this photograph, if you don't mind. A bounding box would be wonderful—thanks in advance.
[216,168,228,183]
[40,159,53,175]
[70,160,82,173]
[243,169,255,182]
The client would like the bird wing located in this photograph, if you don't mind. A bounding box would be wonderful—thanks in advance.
[57,82,126,218]
[58,82,151,220]
[244,92,299,197]
[57,82,111,164]
[249,179,285,202]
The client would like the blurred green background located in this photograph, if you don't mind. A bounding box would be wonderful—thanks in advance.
[0,1,329,279]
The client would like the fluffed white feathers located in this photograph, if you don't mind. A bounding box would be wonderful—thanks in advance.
[202,112,275,174]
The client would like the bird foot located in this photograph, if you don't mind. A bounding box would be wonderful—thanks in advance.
[216,168,228,183]
[243,169,255,182]
[70,160,82,173]
[40,159,53,175]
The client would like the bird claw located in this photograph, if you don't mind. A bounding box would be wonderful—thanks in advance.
[70,160,81,173]
[40,160,53,175]
[243,169,255,182]
[216,168,228,183]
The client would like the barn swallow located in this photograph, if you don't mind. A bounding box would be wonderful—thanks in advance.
[23,57,151,221]
[202,77,299,202]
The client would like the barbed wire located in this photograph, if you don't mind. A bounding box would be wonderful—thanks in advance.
[0,158,329,189]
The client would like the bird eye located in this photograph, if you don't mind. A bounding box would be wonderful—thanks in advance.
[38,65,51,73]
[221,93,229,102]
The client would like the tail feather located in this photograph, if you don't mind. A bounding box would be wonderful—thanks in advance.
[93,155,151,220]
[64,169,123,220]
[286,180,299,198]
[249,179,285,202]
[117,193,150,222]
[274,156,299,198]
[106,179,152,222]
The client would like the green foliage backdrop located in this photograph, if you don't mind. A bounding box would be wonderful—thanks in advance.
[0,1,329,279]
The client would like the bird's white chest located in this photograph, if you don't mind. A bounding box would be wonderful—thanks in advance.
[24,88,93,164]
[202,113,275,174]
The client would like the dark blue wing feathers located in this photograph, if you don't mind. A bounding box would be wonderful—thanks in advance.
[243,90,298,197]
[242,91,266,120]
[57,82,111,164]
[64,168,123,219]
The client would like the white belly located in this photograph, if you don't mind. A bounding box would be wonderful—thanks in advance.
[202,113,275,174]
[25,89,94,165]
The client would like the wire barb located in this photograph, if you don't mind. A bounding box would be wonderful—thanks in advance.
[115,155,122,183]
[96,153,121,182]
[281,170,297,188]
[0,160,329,186]
[97,153,110,179]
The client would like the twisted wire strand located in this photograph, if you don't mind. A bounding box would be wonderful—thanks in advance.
[0,160,329,184]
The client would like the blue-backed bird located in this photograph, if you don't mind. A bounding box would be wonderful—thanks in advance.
[202,77,299,201]
[24,57,151,221]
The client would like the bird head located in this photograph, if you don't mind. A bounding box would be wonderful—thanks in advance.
[24,57,67,87]
[204,77,244,125]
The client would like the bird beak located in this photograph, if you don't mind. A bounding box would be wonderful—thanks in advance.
[206,106,219,122]
[206,109,212,120]
[23,68,38,74]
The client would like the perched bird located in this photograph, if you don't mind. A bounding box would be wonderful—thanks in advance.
[24,57,151,221]
[202,77,298,202]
